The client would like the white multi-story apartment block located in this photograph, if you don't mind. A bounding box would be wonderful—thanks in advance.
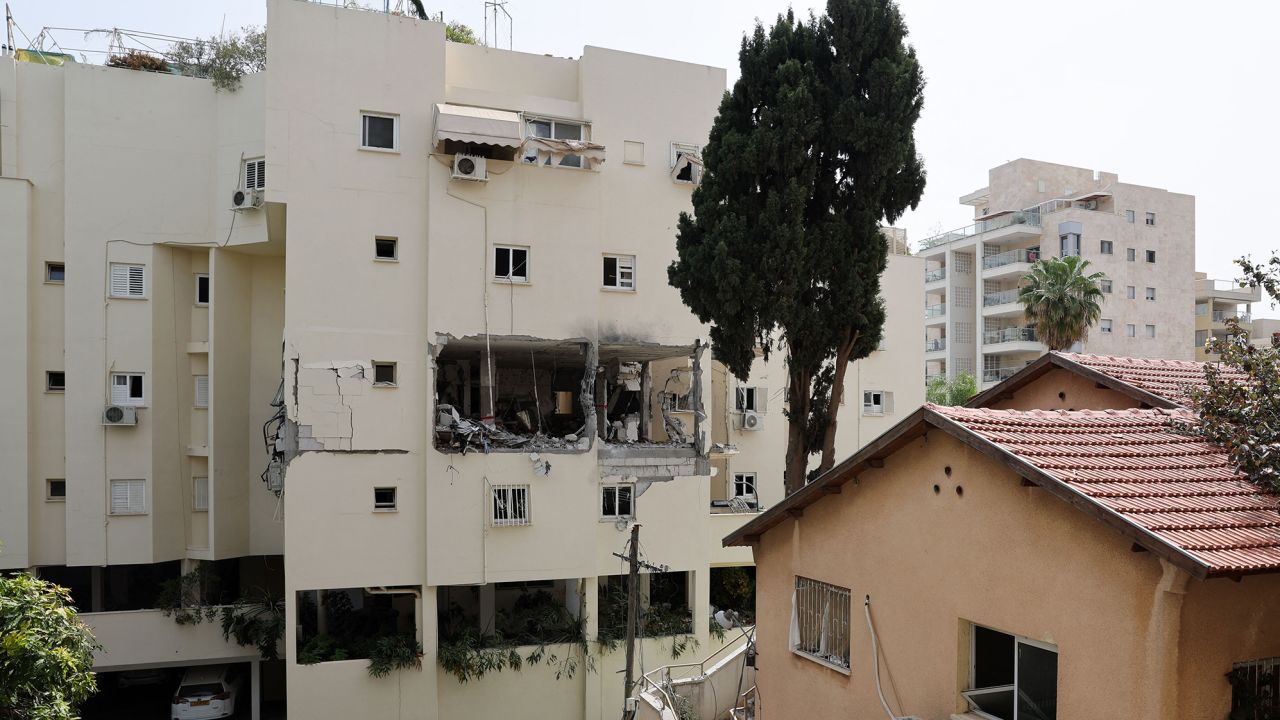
[1194,271,1262,360]
[921,159,1195,387]
[0,2,921,719]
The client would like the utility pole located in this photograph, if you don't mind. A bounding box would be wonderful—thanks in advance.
[611,524,670,720]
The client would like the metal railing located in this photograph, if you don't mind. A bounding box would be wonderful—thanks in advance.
[925,373,942,386]
[925,303,947,318]
[926,338,947,352]
[794,577,850,669]
[983,327,1037,345]
[983,247,1041,270]
[983,366,1024,383]
[925,267,947,282]
[1213,310,1252,323]
[984,288,1020,306]
[640,629,754,718]
[920,207,1043,250]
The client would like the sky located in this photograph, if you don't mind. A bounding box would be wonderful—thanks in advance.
[10,0,1280,313]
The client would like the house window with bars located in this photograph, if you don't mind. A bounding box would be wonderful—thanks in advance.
[491,484,531,526]
[1230,657,1280,720]
[792,576,851,672]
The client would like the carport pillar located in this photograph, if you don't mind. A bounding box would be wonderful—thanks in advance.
[251,659,261,720]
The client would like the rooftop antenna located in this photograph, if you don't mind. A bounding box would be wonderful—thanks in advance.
[6,4,16,53]
[483,0,511,50]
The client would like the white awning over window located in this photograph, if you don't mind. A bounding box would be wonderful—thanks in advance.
[433,103,523,147]
[521,137,607,169]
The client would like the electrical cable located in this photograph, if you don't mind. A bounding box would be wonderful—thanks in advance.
[864,595,907,720]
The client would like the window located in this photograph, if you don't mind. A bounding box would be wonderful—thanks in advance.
[195,274,210,305]
[109,479,146,515]
[194,375,209,408]
[1195,302,1209,316]
[1099,240,1113,255]
[46,479,66,502]
[1125,324,1136,338]
[601,484,634,519]
[108,263,145,298]
[1145,324,1156,338]
[735,386,767,412]
[623,140,645,165]
[1145,250,1157,263]
[361,112,398,151]
[1100,319,1112,334]
[603,254,636,290]
[1231,657,1280,718]
[1146,287,1156,301]
[1196,329,1210,348]
[1126,248,1136,262]
[46,371,65,392]
[1058,233,1080,257]
[494,245,529,282]
[671,142,702,183]
[792,576,851,672]
[1145,212,1156,226]
[373,487,397,511]
[373,362,397,386]
[863,390,892,415]
[1125,210,1135,223]
[374,237,398,261]
[243,157,266,190]
[193,476,209,511]
[46,262,65,283]
[1126,286,1136,300]
[111,373,145,406]
[1037,180,1047,193]
[523,117,586,168]
[1100,279,1112,294]
[962,624,1058,720]
[732,473,757,502]
[491,484,530,526]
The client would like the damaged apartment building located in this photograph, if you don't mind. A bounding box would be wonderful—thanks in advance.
[0,2,922,720]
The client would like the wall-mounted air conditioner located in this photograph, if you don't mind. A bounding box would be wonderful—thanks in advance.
[231,188,264,210]
[102,405,138,426]
[741,411,764,431]
[452,153,488,182]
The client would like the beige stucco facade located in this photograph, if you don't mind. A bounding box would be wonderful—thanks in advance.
[923,159,1195,389]
[1194,271,1262,359]
[747,428,1280,719]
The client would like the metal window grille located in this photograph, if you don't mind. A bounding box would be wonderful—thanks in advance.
[491,484,531,526]
[1232,657,1280,719]
[792,576,851,669]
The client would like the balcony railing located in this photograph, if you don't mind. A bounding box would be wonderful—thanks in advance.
[925,303,947,318]
[983,327,1037,345]
[983,366,1023,383]
[925,373,943,386]
[925,268,946,283]
[925,338,947,352]
[921,207,1043,250]
[983,247,1041,270]
[1213,310,1252,323]
[984,289,1020,307]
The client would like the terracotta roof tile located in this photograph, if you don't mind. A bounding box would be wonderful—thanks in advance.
[1053,352,1243,407]
[931,404,1280,576]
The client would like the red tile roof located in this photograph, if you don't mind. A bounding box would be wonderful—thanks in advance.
[1053,353,1226,407]
[933,405,1280,577]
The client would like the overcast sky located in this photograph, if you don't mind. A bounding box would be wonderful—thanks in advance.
[11,0,1280,312]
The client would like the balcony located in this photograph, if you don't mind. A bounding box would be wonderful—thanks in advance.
[982,365,1023,384]
[1196,277,1262,304]
[982,248,1041,280]
[984,327,1036,345]
[925,303,947,319]
[925,267,947,283]
[983,289,1020,307]
[926,338,947,353]
[920,208,1042,251]
[1212,310,1252,324]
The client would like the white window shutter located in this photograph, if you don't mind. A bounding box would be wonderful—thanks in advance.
[193,477,209,511]
[109,264,128,296]
[194,375,209,408]
[755,387,768,413]
[111,479,145,514]
[111,375,129,405]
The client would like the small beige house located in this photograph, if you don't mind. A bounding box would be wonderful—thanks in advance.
[726,392,1280,719]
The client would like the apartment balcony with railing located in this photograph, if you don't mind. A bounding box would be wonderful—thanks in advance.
[983,327,1040,355]
[925,302,947,319]
[982,365,1023,384]
[925,337,947,354]
[920,208,1043,252]
[925,267,947,283]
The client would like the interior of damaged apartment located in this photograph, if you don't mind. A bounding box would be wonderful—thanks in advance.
[432,336,704,454]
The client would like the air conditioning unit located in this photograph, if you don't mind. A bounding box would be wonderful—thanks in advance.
[452,153,488,182]
[741,411,764,431]
[102,405,138,426]
[231,188,264,210]
[266,459,285,493]
[1078,199,1097,210]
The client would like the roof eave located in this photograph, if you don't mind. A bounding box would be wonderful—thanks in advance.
[966,353,1181,410]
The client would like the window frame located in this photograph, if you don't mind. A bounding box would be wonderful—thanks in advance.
[46,478,66,502]
[600,483,635,520]
[194,375,209,408]
[193,476,209,512]
[1099,240,1113,255]
[735,386,767,413]
[372,362,398,387]
[1125,210,1135,223]
[46,370,66,393]
[1145,287,1156,301]
[493,245,530,284]
[195,274,210,306]
[1099,279,1113,294]
[242,157,266,190]
[1058,232,1080,258]
[374,236,399,262]
[109,478,147,516]
[602,253,636,291]
[360,111,400,152]
[45,261,65,284]
[1145,212,1156,226]
[491,484,531,527]
[670,141,702,184]
[110,372,146,407]
[373,486,398,512]
[1126,285,1136,300]
[963,623,1059,720]
[732,472,757,503]
[522,116,588,168]
[108,262,147,299]
[863,390,892,416]
[1145,249,1157,263]
[791,576,852,674]
[1125,324,1137,338]
[1100,319,1112,334]
[1126,248,1136,262]
[1145,324,1156,338]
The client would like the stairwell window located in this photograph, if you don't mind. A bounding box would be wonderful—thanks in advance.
[46,479,66,502]
[243,157,266,190]
[361,112,399,151]
[603,254,636,290]
[111,373,145,406]
[1146,250,1157,263]
[194,375,209,408]
[601,484,634,519]
[109,479,147,515]
[494,245,529,283]
[373,362,398,387]
[491,484,530,526]
[46,371,65,392]
[962,624,1058,720]
[108,263,146,298]
[195,274,210,305]
[792,576,851,673]
[193,476,209,512]
[863,390,892,415]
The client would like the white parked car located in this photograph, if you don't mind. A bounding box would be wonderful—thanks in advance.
[171,665,243,720]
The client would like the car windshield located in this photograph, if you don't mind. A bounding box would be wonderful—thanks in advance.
[179,683,224,697]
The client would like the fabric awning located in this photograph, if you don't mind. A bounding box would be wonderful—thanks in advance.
[433,103,523,147]
[521,137,607,169]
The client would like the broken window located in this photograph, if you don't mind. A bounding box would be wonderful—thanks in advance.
[494,245,529,282]
[962,624,1058,720]
[732,473,757,503]
[735,386,767,413]
[601,484,634,519]
[437,579,582,649]
[862,390,892,415]
[602,254,636,290]
[670,142,703,184]
[523,117,586,168]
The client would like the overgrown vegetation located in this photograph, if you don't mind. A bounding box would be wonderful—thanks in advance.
[167,26,267,92]
[597,577,698,660]
[436,590,594,682]
[709,566,755,625]
[157,564,285,661]
[926,371,979,406]
[106,50,169,72]
[0,571,101,720]
[445,21,479,44]
[295,589,422,677]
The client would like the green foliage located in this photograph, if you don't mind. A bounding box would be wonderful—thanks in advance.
[445,22,480,44]
[1226,665,1280,720]
[297,635,349,665]
[925,371,978,406]
[158,565,284,661]
[709,567,755,624]
[106,50,169,72]
[367,634,424,677]
[1178,318,1280,491]
[168,26,266,92]
[668,0,926,489]
[1017,255,1107,351]
[435,593,594,683]
[1238,254,1280,303]
[597,579,698,660]
[0,572,101,720]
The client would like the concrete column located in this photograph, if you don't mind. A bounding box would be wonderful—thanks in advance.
[480,348,495,428]
[639,364,652,442]
[91,566,104,612]
[582,577,601,720]
[693,569,710,641]
[420,586,441,720]
[595,367,608,441]
[1145,558,1190,720]
[479,582,496,634]
[250,659,261,720]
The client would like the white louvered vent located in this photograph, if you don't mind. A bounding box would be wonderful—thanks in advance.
[110,479,146,515]
[109,263,145,298]
[194,375,209,408]
[193,476,209,511]
[244,158,266,190]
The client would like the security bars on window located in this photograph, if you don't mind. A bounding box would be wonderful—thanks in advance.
[792,576,851,670]
[491,484,531,526]
[1231,657,1280,719]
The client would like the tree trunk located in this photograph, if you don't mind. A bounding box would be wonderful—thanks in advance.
[783,364,812,496]
[817,331,858,475]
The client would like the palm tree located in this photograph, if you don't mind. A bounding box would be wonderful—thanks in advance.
[1017,255,1108,351]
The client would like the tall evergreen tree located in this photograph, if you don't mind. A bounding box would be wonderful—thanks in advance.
[669,0,926,494]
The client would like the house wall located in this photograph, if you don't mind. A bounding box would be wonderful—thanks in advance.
[749,430,1262,720]
[1177,573,1280,718]
[984,366,1146,411]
